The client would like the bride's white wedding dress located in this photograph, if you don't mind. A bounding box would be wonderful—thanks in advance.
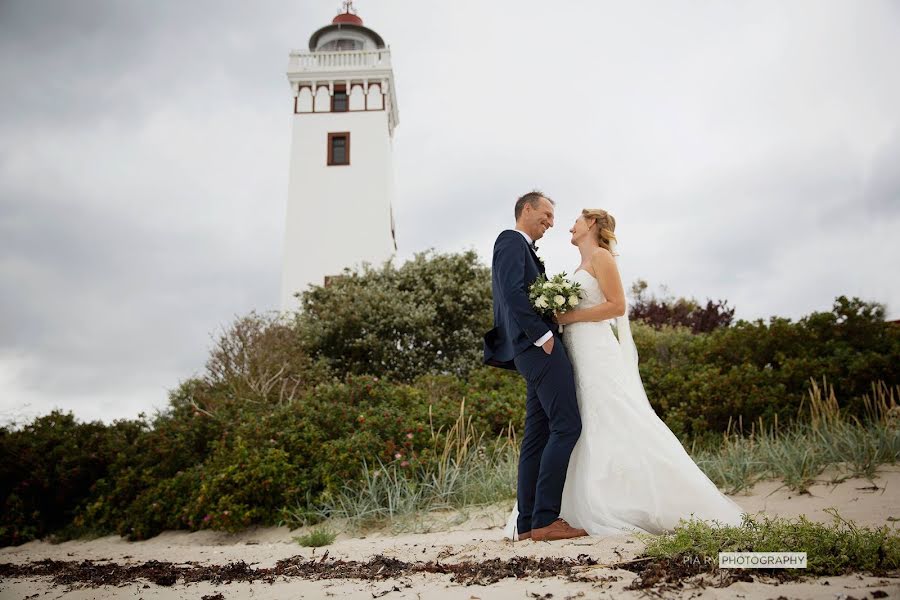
[504,267,744,538]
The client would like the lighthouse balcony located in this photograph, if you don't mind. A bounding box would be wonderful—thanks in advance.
[288,48,392,72]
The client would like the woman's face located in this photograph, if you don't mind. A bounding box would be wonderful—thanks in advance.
[569,215,592,245]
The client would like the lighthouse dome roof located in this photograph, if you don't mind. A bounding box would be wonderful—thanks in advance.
[309,7,385,51]
[332,12,363,26]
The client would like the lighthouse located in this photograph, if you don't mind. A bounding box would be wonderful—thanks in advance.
[280,1,399,311]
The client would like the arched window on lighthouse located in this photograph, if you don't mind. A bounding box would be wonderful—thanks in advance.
[366,83,383,110]
[349,84,365,110]
[296,86,313,113]
[314,86,330,112]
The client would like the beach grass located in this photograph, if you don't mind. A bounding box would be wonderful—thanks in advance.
[317,400,519,532]
[293,526,337,547]
[694,380,900,494]
[283,379,899,532]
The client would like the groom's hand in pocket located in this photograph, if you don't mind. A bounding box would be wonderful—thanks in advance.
[541,336,554,355]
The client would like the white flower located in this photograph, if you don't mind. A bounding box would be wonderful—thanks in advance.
[568,295,580,306]
[543,282,554,290]
[554,295,566,306]
[535,296,549,309]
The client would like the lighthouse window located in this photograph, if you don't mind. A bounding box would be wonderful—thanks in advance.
[328,132,350,166]
[319,39,364,51]
[332,86,348,112]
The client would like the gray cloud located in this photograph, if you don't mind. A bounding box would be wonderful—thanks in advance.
[2,0,899,425]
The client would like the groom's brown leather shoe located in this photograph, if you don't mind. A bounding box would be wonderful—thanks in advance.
[531,519,587,541]
[516,531,532,541]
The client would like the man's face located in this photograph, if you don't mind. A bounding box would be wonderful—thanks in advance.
[527,197,554,241]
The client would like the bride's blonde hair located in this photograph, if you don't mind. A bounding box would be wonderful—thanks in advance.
[581,208,618,255]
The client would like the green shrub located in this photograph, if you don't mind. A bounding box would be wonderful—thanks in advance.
[176,311,334,419]
[296,250,492,382]
[114,466,203,540]
[180,436,302,534]
[0,411,147,546]
[632,297,899,441]
[77,394,224,540]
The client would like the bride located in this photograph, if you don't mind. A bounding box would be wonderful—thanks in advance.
[504,208,745,539]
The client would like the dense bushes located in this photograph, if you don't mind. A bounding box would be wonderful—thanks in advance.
[6,362,519,545]
[0,411,147,545]
[297,250,492,381]
[1,251,897,546]
[633,296,899,442]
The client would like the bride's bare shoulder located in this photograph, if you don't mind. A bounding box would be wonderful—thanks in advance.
[589,247,614,263]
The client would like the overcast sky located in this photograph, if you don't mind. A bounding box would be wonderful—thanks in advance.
[1,1,898,426]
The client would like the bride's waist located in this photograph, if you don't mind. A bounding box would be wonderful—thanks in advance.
[563,318,616,333]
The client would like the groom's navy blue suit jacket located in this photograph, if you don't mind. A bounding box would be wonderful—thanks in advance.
[483,230,559,370]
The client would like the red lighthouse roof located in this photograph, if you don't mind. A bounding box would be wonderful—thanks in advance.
[333,12,363,25]
[332,1,363,26]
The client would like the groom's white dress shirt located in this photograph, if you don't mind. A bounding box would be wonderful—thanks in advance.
[512,229,554,348]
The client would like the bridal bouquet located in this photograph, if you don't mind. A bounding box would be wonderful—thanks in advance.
[529,273,583,318]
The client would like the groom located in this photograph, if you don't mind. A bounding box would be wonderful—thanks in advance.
[483,191,586,542]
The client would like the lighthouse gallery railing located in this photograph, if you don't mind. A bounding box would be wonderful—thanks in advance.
[288,49,392,72]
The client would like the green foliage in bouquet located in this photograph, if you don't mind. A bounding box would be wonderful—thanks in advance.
[528,272,583,317]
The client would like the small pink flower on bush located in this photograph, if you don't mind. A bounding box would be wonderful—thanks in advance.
[203,514,211,522]
[401,461,409,467]
[406,433,413,439]
[394,453,402,460]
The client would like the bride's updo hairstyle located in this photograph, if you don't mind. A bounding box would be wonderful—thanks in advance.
[582,209,618,255]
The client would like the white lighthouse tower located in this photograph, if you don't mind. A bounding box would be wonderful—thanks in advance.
[280,1,399,310]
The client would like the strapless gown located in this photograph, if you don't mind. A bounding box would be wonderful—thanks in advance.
[504,268,744,538]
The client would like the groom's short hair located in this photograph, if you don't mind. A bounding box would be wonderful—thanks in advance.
[515,190,554,220]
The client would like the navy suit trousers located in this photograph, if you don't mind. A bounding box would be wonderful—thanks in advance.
[512,337,582,532]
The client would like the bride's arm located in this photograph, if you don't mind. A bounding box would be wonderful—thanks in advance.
[556,249,626,324]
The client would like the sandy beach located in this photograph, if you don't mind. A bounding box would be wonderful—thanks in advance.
[2,465,899,600]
